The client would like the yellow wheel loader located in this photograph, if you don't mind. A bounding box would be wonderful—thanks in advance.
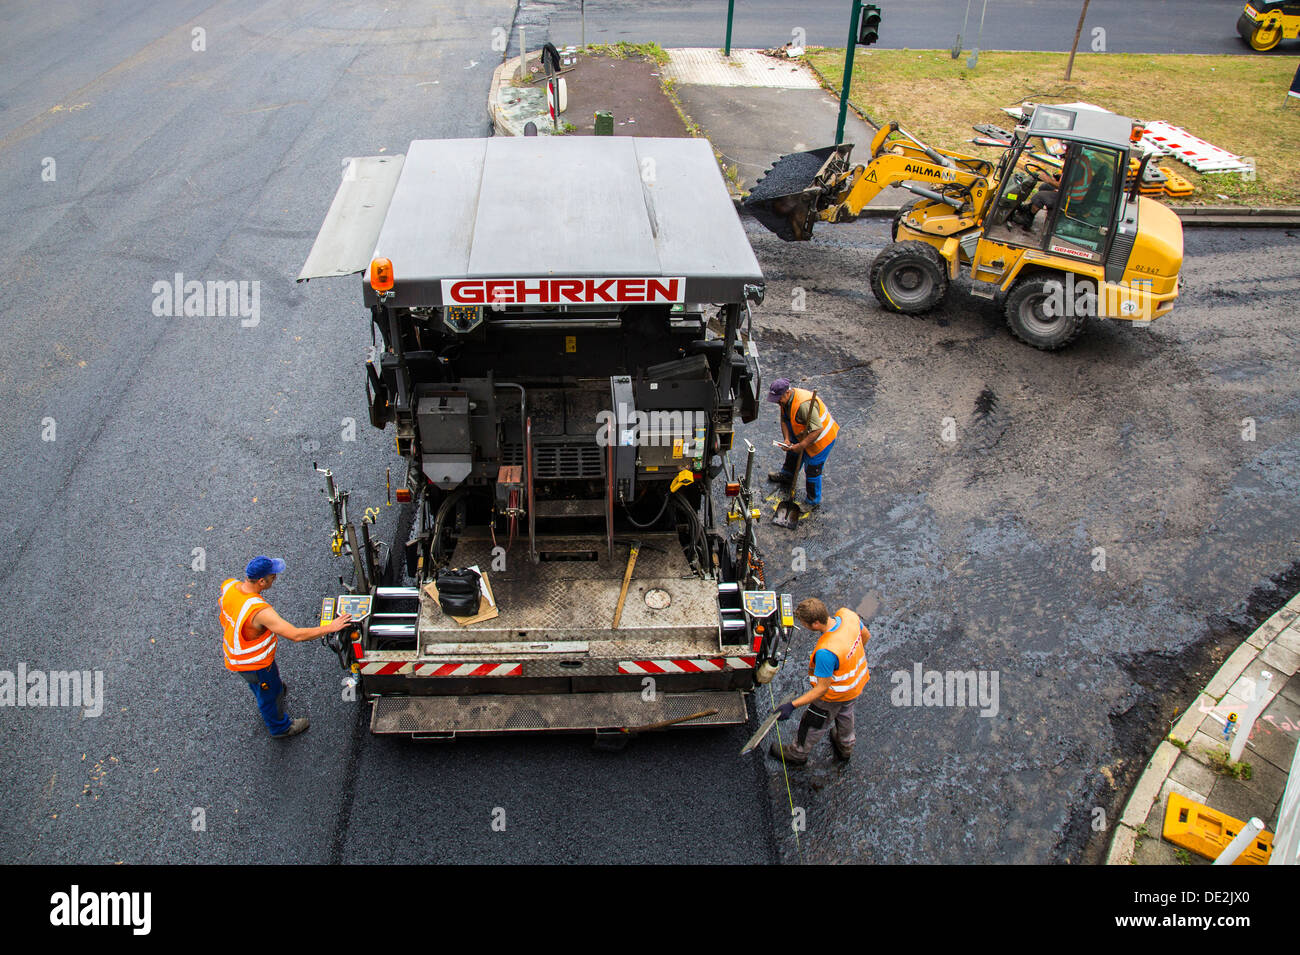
[1237,2,1300,50]
[745,104,1184,350]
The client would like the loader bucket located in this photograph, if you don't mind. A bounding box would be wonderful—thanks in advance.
[744,145,851,241]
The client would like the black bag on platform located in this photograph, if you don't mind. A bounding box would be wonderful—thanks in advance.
[437,567,482,616]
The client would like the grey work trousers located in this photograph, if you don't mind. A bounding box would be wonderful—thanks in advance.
[787,697,856,757]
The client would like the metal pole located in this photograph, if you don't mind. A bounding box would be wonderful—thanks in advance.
[836,0,863,146]
[581,0,586,50]
[1064,0,1091,81]
[1214,817,1264,866]
[1229,670,1273,763]
[518,26,527,82]
[724,0,735,57]
[967,0,988,69]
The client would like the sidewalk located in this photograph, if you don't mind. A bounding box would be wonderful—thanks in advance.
[1107,592,1300,865]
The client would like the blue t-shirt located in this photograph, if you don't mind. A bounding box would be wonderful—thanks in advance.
[813,615,846,678]
[813,648,839,678]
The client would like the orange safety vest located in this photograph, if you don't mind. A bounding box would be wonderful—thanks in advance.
[220,578,276,672]
[808,607,869,703]
[1065,154,1095,204]
[782,388,839,456]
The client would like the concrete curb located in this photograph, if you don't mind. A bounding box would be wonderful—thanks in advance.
[1105,591,1300,865]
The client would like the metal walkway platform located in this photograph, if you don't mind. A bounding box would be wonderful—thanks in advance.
[418,533,722,656]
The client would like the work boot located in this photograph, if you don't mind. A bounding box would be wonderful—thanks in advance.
[769,740,808,765]
[803,494,821,508]
[272,717,310,739]
[831,735,853,762]
[767,470,793,484]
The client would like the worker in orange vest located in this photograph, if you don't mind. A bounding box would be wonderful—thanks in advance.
[770,597,869,765]
[220,556,352,738]
[766,378,839,507]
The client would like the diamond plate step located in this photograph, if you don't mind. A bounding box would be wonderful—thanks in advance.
[370,690,748,735]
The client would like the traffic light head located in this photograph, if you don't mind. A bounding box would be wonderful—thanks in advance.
[858,4,881,46]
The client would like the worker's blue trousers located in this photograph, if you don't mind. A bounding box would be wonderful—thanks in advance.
[236,661,293,736]
[777,439,836,505]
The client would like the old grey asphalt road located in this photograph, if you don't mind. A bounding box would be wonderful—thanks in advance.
[0,0,773,865]
[515,0,1286,56]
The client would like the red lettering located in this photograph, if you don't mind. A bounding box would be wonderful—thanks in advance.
[485,280,515,304]
[645,278,680,302]
[516,279,549,302]
[616,279,645,301]
[449,281,484,304]
[587,279,615,302]
[554,279,584,303]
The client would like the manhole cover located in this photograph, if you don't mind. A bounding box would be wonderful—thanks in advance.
[644,588,671,610]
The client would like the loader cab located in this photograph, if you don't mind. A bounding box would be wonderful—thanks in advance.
[983,106,1129,264]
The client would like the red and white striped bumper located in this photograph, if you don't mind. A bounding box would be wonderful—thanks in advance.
[618,657,756,675]
[358,660,523,677]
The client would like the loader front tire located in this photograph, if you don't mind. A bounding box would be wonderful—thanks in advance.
[869,241,948,314]
[1004,275,1087,350]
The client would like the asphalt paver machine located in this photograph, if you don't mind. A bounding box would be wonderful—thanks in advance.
[298,136,796,739]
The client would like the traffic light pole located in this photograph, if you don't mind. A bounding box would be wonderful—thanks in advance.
[836,0,864,145]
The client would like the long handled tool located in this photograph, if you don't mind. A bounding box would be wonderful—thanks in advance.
[772,388,817,528]
[621,708,718,734]
[740,692,799,755]
[611,539,641,628]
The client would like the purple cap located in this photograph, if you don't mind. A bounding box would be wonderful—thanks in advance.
[767,378,792,403]
[246,556,286,580]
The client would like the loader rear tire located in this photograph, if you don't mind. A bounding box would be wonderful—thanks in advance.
[870,241,949,314]
[1004,275,1087,351]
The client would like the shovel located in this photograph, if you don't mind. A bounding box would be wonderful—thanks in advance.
[772,449,804,528]
[740,692,800,755]
[772,387,817,528]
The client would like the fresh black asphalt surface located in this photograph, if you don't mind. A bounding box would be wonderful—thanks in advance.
[0,0,770,865]
[2,1,1298,866]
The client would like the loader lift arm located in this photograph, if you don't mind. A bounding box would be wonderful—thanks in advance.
[746,122,995,241]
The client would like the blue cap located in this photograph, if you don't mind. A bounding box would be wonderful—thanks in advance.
[245,556,286,580]
[767,378,792,403]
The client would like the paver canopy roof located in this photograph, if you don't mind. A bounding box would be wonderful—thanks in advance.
[301,136,764,307]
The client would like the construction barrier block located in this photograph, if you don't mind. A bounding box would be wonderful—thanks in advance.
[1159,166,1194,198]
[1162,792,1272,864]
